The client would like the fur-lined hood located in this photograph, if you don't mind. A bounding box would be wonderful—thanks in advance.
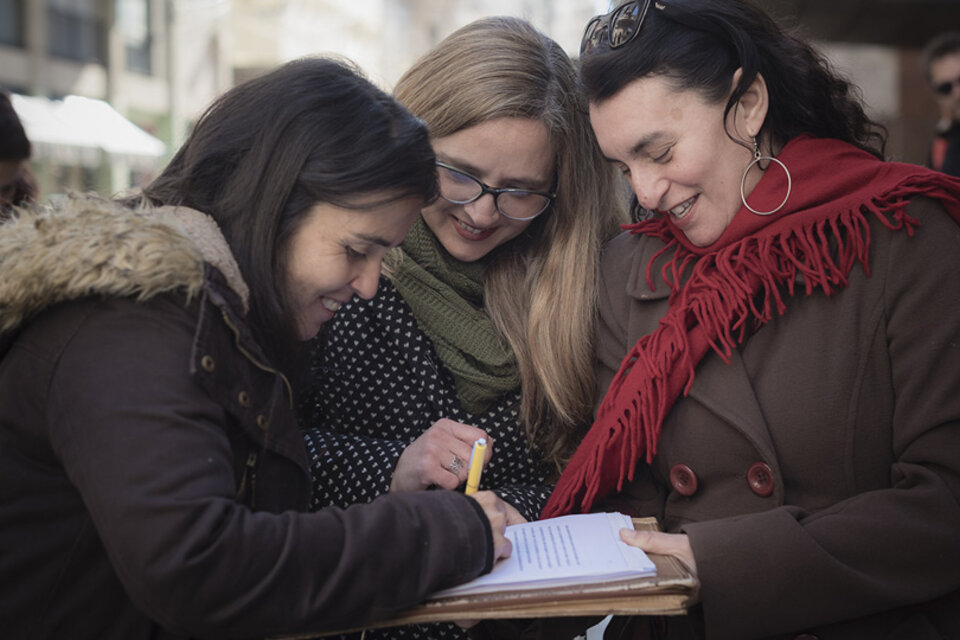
[0,194,249,334]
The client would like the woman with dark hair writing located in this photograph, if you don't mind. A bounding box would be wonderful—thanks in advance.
[0,58,510,640]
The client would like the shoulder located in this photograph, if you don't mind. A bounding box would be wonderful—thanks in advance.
[600,227,672,301]
[600,229,639,268]
[877,196,960,259]
[8,293,199,412]
[905,196,960,232]
[862,196,960,322]
[322,276,410,341]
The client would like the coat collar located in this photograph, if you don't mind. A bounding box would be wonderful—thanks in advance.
[0,194,249,335]
[623,230,776,462]
[624,230,673,302]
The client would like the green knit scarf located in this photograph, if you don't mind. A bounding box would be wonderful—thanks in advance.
[390,217,520,414]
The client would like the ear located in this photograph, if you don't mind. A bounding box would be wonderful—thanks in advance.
[730,68,769,141]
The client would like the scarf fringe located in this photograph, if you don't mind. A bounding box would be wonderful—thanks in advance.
[543,199,915,518]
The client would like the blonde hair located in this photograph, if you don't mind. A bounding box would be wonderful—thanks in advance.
[394,16,628,473]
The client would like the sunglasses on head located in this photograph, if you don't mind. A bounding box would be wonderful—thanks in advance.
[580,0,655,56]
[934,75,960,97]
[580,0,721,57]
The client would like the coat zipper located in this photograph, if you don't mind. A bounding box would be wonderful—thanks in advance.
[236,452,258,507]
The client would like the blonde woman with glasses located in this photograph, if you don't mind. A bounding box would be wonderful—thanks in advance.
[299,15,627,640]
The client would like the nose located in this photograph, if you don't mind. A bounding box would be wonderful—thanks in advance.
[351,259,382,300]
[463,192,500,225]
[629,169,668,212]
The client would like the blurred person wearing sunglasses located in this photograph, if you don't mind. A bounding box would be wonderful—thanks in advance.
[521,1,960,639]
[298,16,627,640]
[923,32,960,177]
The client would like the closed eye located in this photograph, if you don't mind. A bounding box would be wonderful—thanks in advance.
[652,146,673,164]
[346,246,367,260]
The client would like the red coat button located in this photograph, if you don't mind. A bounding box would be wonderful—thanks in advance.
[747,461,775,497]
[669,464,698,497]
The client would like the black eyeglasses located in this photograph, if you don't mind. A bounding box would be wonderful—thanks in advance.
[435,161,556,221]
[934,75,960,97]
[581,0,654,56]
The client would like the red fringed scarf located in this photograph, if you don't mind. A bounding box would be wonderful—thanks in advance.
[542,135,960,518]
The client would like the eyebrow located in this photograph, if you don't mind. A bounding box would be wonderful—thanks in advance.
[438,154,552,191]
[602,132,666,163]
[353,233,400,249]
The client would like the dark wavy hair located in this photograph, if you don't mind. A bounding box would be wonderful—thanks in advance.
[581,0,886,159]
[139,57,438,371]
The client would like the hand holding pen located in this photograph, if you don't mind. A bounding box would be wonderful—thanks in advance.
[389,418,491,492]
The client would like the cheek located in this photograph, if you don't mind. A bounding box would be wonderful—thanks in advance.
[497,219,533,243]
[420,202,450,233]
[282,263,310,306]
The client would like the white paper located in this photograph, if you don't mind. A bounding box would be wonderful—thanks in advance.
[433,512,656,597]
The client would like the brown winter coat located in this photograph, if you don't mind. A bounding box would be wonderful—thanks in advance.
[0,196,492,640]
[592,197,960,640]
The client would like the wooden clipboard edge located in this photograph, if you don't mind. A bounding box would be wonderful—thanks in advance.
[278,588,696,639]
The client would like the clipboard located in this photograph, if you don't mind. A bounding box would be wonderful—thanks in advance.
[276,517,699,639]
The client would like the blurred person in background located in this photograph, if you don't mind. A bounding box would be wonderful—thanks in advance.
[923,31,960,176]
[1,89,37,219]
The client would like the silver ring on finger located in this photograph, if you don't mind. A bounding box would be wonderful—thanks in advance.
[448,455,464,475]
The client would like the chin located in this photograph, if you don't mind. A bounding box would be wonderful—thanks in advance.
[448,245,485,263]
[296,320,324,341]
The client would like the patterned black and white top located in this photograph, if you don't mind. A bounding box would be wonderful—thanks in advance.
[300,277,553,640]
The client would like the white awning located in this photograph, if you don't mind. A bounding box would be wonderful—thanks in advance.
[11,93,167,170]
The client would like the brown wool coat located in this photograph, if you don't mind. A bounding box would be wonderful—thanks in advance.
[592,197,960,640]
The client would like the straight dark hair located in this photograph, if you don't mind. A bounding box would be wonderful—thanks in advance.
[139,57,437,373]
[581,0,886,159]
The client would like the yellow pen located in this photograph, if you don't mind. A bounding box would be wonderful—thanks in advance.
[464,437,487,495]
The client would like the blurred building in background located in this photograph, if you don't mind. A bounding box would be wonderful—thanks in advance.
[1,0,957,200]
[0,0,231,197]
[228,0,607,88]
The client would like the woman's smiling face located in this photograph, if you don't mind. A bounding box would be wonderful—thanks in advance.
[422,117,554,262]
[284,194,422,340]
[589,75,764,247]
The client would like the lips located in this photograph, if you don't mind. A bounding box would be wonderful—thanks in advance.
[321,297,342,313]
[666,195,697,220]
[452,215,497,241]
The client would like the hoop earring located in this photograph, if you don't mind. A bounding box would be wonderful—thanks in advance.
[740,139,792,216]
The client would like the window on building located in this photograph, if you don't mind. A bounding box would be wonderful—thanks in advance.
[0,0,24,47]
[48,0,105,63]
[118,0,152,74]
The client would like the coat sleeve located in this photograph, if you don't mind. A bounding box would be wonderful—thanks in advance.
[46,294,492,639]
[302,426,403,509]
[681,199,960,639]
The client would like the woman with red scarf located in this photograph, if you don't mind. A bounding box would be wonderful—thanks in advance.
[539,1,960,638]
